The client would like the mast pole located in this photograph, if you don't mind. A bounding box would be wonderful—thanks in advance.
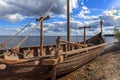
[40,18,44,56]
[67,0,70,51]
[84,27,86,44]
[100,20,103,36]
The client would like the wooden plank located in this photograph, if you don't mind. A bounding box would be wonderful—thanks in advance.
[60,43,106,56]
[41,59,58,65]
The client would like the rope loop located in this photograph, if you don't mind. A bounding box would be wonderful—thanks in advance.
[1,43,6,48]
[11,46,19,54]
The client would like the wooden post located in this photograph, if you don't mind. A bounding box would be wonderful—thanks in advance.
[84,27,86,44]
[100,20,103,36]
[55,36,61,58]
[80,26,91,45]
[67,0,70,51]
[51,65,56,80]
[36,16,49,56]
[40,20,44,56]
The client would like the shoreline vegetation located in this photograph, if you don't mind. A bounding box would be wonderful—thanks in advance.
[58,42,120,80]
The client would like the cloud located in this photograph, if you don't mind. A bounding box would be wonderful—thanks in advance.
[0,0,78,22]
[100,10,120,26]
[0,28,21,36]
[5,13,25,23]
[77,5,99,20]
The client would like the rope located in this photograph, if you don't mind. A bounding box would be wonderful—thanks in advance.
[17,23,39,47]
[6,19,33,44]
[17,0,57,47]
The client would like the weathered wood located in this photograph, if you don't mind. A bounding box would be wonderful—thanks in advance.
[55,36,61,58]
[42,59,58,65]
[51,65,56,80]
[0,55,55,64]
[67,0,70,51]
[40,18,44,56]
[60,40,87,48]
[60,43,106,56]
[100,20,103,35]
[0,32,106,79]
[80,26,91,45]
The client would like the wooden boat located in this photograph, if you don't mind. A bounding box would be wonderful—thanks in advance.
[0,0,106,80]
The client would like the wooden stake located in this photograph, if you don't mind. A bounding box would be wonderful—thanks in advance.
[51,65,56,80]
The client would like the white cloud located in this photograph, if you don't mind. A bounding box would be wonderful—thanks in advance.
[0,0,78,22]
[103,10,120,20]
[5,13,25,23]
[0,28,21,36]
[82,6,88,11]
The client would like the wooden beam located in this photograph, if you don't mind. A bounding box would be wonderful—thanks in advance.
[40,20,44,56]
[60,43,106,56]
[100,20,103,35]
[41,59,58,65]
[51,65,56,80]
[67,0,70,51]
[60,40,87,47]
[80,26,91,45]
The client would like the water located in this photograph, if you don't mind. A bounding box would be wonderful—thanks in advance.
[0,36,117,49]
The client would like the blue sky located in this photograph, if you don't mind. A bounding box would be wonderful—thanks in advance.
[0,0,120,36]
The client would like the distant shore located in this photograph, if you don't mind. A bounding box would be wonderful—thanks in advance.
[103,34,114,36]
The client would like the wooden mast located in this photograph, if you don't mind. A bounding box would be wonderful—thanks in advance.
[67,0,70,51]
[80,26,91,44]
[40,19,44,56]
[36,16,49,56]
[100,20,103,36]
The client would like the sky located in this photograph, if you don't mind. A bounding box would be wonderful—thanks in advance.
[0,0,120,36]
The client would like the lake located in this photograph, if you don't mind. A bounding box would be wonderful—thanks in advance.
[0,36,117,49]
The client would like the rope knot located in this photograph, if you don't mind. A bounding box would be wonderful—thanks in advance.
[1,43,6,48]
[11,46,19,54]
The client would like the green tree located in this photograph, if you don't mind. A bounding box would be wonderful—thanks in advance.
[114,27,120,42]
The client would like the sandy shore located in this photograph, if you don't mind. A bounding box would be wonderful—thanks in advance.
[58,43,120,80]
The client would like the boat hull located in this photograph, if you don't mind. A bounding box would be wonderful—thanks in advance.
[0,44,105,79]
[0,32,106,79]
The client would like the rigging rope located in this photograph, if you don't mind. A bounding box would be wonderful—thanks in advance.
[6,19,33,44]
[17,0,57,47]
[17,23,39,47]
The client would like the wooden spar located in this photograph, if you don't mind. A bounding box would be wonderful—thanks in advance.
[36,16,50,56]
[40,18,44,56]
[60,40,87,47]
[60,43,106,56]
[80,26,91,44]
[100,20,103,35]
[67,0,70,51]
[51,65,56,80]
